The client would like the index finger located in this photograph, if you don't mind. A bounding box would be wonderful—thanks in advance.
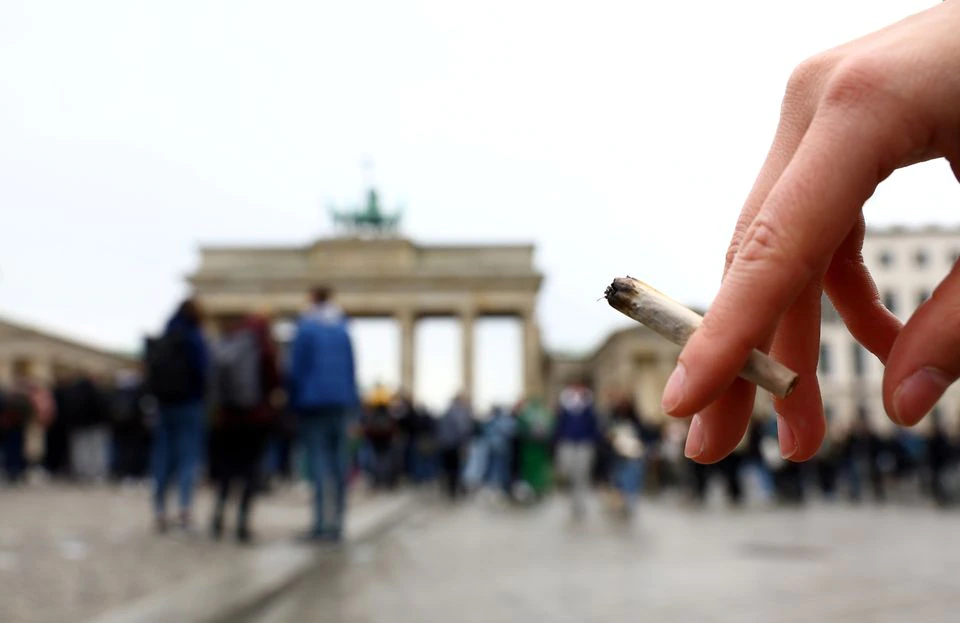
[662,103,909,418]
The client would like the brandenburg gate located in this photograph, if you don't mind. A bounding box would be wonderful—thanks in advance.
[186,190,545,401]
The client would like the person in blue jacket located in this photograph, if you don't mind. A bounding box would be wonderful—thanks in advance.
[287,287,360,542]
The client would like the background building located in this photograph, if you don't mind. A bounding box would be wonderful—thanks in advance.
[0,315,135,385]
[819,225,960,437]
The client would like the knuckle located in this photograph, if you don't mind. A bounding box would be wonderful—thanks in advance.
[783,54,831,111]
[724,222,751,271]
[821,55,890,110]
[737,219,788,267]
[737,218,819,283]
[724,244,740,272]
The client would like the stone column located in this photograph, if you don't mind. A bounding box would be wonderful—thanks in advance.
[398,310,417,396]
[522,309,543,398]
[461,309,476,402]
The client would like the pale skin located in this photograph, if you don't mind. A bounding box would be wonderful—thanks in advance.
[661,0,960,464]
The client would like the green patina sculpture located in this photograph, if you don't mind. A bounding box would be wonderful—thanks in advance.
[330,188,402,235]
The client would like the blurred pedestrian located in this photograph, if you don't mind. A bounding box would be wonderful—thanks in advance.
[145,297,210,533]
[554,379,600,519]
[607,397,646,518]
[64,373,110,483]
[436,392,473,500]
[209,314,281,543]
[287,287,359,543]
[109,367,152,482]
[483,404,516,496]
[515,396,553,501]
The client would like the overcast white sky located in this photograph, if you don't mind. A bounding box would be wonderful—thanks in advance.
[1,0,957,411]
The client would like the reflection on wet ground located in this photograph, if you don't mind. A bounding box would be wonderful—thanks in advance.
[243,494,960,623]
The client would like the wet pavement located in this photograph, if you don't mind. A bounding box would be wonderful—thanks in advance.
[241,493,960,623]
[0,479,386,623]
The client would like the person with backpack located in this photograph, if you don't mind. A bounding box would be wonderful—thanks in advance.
[208,314,281,543]
[145,298,209,533]
[287,287,359,543]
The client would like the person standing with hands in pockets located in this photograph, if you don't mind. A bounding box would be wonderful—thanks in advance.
[662,1,960,464]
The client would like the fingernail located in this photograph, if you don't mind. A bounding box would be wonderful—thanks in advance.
[777,413,797,459]
[684,414,705,459]
[893,367,953,425]
[661,363,687,414]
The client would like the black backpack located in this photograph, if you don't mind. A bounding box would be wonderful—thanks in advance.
[144,329,194,404]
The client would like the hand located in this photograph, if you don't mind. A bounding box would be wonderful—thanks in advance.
[662,0,960,463]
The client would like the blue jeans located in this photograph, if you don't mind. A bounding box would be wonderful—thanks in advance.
[2,427,25,482]
[152,402,204,516]
[486,445,512,493]
[300,407,349,536]
[614,457,645,510]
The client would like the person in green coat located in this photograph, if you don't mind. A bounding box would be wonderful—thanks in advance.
[514,396,554,500]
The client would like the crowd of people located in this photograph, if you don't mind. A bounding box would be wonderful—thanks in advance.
[0,364,151,487]
[3,284,960,547]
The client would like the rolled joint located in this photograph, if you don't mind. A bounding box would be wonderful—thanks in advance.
[604,275,798,399]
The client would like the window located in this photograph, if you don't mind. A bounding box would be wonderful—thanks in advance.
[879,250,894,267]
[915,249,929,267]
[819,343,831,375]
[883,290,897,314]
[852,343,866,377]
[917,289,931,307]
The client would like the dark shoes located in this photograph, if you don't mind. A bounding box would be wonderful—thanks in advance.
[295,529,343,545]
[211,514,254,544]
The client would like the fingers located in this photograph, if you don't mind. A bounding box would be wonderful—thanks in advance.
[678,61,823,466]
[683,379,756,465]
[662,106,900,419]
[823,214,903,364]
[883,263,960,426]
[722,60,822,275]
[769,281,825,462]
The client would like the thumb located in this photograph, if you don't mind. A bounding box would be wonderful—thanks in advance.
[883,272,960,426]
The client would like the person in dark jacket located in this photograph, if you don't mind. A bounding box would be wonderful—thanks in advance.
[436,393,473,500]
[109,367,152,482]
[151,298,209,533]
[287,287,359,542]
[65,373,111,482]
[209,314,281,543]
[0,384,29,483]
[554,380,600,519]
